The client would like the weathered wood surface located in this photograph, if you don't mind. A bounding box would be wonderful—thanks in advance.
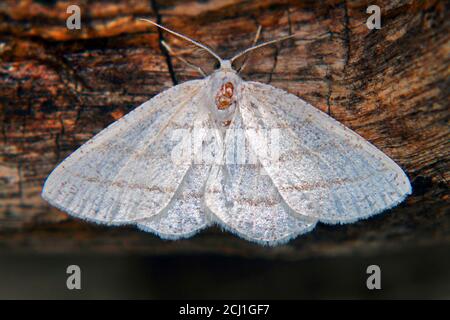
[0,0,448,258]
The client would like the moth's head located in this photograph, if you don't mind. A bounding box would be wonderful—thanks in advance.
[212,59,237,75]
[219,60,234,72]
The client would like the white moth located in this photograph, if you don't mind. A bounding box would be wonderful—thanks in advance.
[42,20,412,246]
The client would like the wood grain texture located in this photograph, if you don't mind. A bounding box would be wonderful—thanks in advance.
[0,0,448,258]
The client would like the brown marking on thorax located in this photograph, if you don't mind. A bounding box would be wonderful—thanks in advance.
[215,82,234,110]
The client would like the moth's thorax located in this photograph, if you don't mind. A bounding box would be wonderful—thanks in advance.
[207,67,242,128]
[216,82,234,110]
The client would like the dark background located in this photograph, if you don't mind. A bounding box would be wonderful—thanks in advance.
[2,243,450,299]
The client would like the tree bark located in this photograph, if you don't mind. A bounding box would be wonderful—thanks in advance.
[0,0,448,259]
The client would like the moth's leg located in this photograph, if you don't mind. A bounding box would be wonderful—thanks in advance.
[161,40,207,77]
[238,25,262,74]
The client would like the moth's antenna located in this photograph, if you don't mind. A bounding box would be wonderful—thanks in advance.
[238,25,262,74]
[230,33,297,63]
[161,40,207,76]
[139,18,223,63]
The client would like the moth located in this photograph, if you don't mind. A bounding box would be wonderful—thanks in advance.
[42,20,411,246]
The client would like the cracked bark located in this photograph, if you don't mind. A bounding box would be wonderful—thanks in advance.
[267,45,279,83]
[342,0,351,73]
[151,0,178,85]
[0,0,448,259]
